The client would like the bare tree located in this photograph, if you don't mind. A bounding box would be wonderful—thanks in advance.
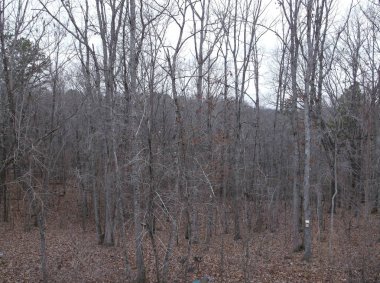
[278,0,302,252]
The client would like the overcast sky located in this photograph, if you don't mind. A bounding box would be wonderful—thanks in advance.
[34,0,359,108]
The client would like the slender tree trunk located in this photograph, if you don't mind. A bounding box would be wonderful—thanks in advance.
[205,59,214,245]
[162,218,177,283]
[30,156,48,283]
[147,67,159,283]
[103,163,115,246]
[329,137,338,259]
[292,138,301,251]
[251,39,260,233]
[284,0,302,252]
[303,100,312,261]
[114,133,131,280]
[233,149,242,240]
[129,0,145,281]
[37,207,48,283]
[221,41,229,235]
[0,0,15,224]
[230,0,242,241]
[316,177,323,238]
[303,0,314,262]
[0,168,7,222]
[92,158,103,244]
[117,188,132,280]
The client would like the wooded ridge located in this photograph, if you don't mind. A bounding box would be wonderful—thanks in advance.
[0,0,379,282]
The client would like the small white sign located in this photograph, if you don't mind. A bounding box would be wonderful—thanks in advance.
[305,219,310,228]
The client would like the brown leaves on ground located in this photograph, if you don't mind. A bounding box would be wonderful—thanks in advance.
[0,208,379,282]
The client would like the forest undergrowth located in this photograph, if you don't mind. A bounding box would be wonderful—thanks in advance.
[0,184,379,283]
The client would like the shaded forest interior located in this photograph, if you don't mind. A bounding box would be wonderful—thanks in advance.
[1,0,380,282]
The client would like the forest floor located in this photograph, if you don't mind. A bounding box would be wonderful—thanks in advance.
[0,187,379,282]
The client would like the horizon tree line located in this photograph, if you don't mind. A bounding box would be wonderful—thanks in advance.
[0,0,379,282]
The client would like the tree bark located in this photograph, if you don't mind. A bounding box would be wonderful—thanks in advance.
[129,0,146,281]
[302,0,314,262]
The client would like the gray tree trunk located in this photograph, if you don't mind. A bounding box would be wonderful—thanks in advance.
[129,0,146,281]
[288,0,302,251]
[303,0,314,262]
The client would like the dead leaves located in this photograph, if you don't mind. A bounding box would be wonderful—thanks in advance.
[0,210,379,282]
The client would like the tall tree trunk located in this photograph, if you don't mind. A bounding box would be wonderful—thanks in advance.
[0,0,15,224]
[303,100,312,261]
[129,0,145,281]
[205,59,214,245]
[232,0,242,241]
[285,0,302,251]
[303,0,314,262]
[221,40,229,235]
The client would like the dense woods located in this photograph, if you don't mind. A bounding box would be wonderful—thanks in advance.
[0,0,379,282]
